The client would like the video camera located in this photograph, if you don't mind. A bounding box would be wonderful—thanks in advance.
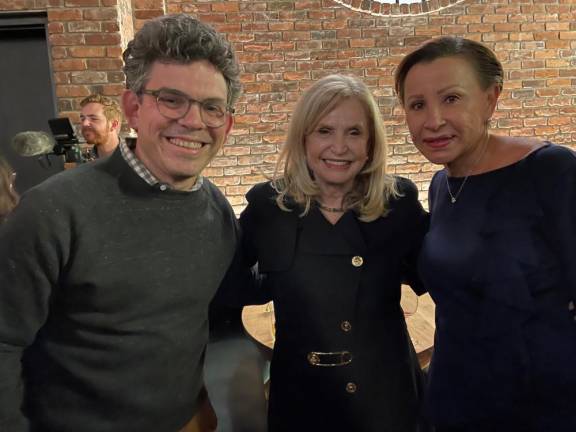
[48,118,84,163]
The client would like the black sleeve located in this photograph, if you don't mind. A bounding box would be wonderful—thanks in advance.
[531,145,576,302]
[396,177,430,296]
[0,188,68,431]
[210,184,272,317]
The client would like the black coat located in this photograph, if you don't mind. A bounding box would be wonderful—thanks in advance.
[239,178,429,432]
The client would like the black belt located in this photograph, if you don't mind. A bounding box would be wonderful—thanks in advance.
[307,351,352,367]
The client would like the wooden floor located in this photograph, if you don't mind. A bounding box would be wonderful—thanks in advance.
[402,288,436,368]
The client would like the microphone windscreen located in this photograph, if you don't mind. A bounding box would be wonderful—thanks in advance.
[11,131,55,157]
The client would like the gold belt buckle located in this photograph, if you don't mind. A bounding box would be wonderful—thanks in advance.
[307,351,353,367]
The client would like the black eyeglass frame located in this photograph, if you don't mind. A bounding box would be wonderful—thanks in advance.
[139,88,234,128]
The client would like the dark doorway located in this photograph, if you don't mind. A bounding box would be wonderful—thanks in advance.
[0,12,63,194]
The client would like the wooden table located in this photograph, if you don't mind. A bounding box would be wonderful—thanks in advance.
[242,286,436,369]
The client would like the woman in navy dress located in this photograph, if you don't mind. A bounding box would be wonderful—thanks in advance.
[394,36,576,431]
[240,74,429,431]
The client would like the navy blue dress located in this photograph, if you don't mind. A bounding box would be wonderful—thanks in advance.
[419,144,576,431]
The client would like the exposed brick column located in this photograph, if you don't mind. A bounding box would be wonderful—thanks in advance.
[46,0,133,122]
[132,0,165,30]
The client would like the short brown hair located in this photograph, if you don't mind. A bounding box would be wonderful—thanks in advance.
[122,14,241,108]
[80,94,122,123]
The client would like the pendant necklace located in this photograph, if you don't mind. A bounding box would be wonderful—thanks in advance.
[446,138,489,204]
[446,176,470,204]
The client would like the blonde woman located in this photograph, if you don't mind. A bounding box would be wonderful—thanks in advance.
[240,74,429,431]
[0,155,18,224]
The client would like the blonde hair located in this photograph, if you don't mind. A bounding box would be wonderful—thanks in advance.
[0,156,19,223]
[80,94,122,123]
[273,74,398,222]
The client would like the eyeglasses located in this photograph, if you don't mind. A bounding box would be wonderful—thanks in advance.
[139,88,232,128]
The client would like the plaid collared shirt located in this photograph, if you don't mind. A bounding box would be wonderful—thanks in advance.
[119,138,203,192]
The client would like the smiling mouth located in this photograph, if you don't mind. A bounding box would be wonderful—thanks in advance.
[167,137,207,150]
[323,158,351,167]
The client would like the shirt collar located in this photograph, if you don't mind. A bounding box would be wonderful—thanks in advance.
[119,139,203,192]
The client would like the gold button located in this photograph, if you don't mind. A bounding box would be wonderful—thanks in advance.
[307,352,320,365]
[351,256,363,267]
[341,321,352,332]
[346,382,357,393]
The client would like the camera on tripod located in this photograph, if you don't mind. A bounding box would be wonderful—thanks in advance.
[48,118,84,163]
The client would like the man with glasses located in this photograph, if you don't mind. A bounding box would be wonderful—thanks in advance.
[0,14,244,432]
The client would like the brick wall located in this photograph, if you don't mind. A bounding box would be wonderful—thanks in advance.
[45,0,131,118]
[2,0,576,211]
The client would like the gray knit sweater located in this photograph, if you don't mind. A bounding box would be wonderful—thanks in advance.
[0,150,239,432]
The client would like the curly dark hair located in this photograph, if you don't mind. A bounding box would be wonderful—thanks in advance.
[123,14,242,107]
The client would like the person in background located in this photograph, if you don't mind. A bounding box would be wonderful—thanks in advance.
[395,36,576,431]
[0,155,18,223]
[80,93,122,159]
[0,14,243,432]
[239,74,429,431]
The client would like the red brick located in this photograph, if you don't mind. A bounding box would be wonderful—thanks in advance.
[50,33,85,46]
[47,22,65,34]
[101,84,125,96]
[135,9,165,19]
[86,58,124,70]
[212,1,238,12]
[244,43,271,52]
[106,46,123,58]
[283,71,310,81]
[53,72,70,84]
[48,8,82,20]
[33,0,576,203]
[56,85,91,97]
[69,46,106,58]
[85,34,121,45]
[235,114,261,124]
[133,0,162,8]
[102,22,120,32]
[83,7,118,20]
[53,58,87,71]
[51,46,68,59]
[65,0,99,6]
[68,21,101,32]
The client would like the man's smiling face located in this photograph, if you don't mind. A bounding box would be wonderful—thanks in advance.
[122,60,233,191]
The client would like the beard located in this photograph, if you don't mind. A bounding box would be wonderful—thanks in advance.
[82,127,109,146]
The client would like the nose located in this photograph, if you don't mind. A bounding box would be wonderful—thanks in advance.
[423,105,445,130]
[177,102,205,129]
[331,134,348,155]
[81,118,91,127]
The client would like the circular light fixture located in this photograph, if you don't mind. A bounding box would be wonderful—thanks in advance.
[332,0,466,17]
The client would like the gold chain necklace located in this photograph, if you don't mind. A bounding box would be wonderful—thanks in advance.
[317,202,345,213]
